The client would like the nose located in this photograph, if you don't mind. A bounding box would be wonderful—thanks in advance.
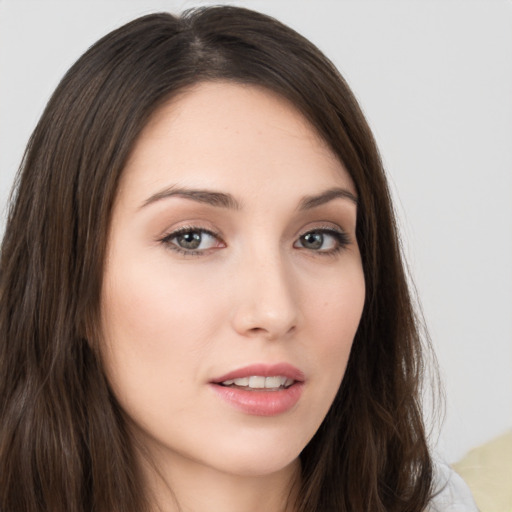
[230,250,299,341]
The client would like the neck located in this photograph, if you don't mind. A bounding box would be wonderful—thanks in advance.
[138,445,301,512]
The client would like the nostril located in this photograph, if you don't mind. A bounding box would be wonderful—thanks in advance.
[246,324,296,340]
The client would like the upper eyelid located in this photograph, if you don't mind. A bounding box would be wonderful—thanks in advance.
[296,223,348,237]
[301,224,344,232]
[297,226,351,241]
[160,224,223,241]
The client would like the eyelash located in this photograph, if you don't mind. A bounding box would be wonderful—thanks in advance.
[295,227,351,256]
[159,225,224,256]
[159,225,351,256]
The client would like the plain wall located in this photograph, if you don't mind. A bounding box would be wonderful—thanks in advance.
[1,0,511,464]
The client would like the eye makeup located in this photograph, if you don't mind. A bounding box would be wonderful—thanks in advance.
[294,226,351,256]
[157,222,352,259]
[158,225,225,256]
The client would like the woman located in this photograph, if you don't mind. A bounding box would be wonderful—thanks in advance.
[0,6,476,512]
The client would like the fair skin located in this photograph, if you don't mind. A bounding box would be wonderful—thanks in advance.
[100,81,365,512]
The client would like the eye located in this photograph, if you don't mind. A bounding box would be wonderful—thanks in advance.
[294,228,349,254]
[160,227,224,255]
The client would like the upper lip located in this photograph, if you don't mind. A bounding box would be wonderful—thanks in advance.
[211,363,305,384]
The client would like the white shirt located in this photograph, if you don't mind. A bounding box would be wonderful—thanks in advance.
[427,461,480,511]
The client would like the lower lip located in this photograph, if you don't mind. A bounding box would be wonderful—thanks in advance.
[209,382,304,416]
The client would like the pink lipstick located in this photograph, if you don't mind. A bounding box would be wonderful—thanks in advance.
[209,363,305,416]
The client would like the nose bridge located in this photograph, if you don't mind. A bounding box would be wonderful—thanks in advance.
[231,242,299,339]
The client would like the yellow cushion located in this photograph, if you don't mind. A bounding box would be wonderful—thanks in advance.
[453,430,512,512]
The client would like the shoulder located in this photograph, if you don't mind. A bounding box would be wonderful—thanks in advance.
[426,460,480,512]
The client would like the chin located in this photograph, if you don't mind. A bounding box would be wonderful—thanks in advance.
[214,453,300,479]
[198,429,307,478]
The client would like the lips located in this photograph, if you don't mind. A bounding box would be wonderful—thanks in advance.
[209,363,305,416]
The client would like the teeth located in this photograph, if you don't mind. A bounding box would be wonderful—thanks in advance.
[264,376,284,388]
[221,376,294,389]
[248,376,265,388]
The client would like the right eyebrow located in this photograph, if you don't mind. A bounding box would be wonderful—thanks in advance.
[140,186,242,210]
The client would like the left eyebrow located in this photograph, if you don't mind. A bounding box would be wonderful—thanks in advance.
[298,187,358,210]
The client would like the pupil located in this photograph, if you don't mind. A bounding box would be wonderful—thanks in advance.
[178,232,201,249]
[302,232,323,250]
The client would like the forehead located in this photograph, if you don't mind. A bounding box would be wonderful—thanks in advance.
[119,81,355,203]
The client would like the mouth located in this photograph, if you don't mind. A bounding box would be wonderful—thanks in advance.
[219,375,296,391]
[209,363,305,416]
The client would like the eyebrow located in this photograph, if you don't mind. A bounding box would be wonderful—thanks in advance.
[140,186,242,210]
[298,187,358,210]
[140,185,357,210]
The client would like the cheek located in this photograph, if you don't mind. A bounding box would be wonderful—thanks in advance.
[102,250,222,346]
[99,254,224,405]
[305,264,365,386]
[307,262,365,343]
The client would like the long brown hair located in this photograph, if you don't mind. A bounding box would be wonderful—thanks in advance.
[0,6,434,511]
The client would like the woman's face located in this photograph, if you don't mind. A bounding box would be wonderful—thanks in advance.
[101,82,365,479]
